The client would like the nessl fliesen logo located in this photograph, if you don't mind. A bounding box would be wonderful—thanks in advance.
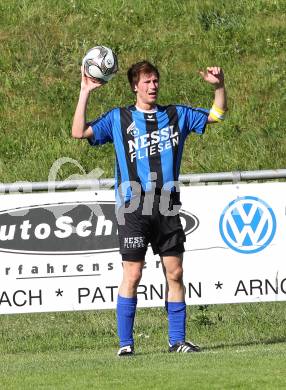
[219,196,276,254]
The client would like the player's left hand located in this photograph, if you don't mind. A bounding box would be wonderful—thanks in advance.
[199,67,224,87]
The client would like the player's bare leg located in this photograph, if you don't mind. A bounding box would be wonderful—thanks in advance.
[161,254,184,302]
[119,260,144,297]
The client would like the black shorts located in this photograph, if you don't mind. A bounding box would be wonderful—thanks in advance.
[117,193,185,261]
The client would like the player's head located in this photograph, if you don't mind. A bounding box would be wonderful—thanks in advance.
[127,61,160,107]
[127,61,160,92]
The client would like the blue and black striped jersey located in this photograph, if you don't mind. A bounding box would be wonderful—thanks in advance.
[89,104,208,204]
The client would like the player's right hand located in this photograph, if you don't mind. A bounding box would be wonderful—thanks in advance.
[80,66,105,92]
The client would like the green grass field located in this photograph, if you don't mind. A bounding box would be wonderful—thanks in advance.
[1,0,286,388]
[0,303,286,388]
[1,343,286,389]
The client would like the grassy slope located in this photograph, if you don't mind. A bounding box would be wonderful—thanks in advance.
[0,0,286,182]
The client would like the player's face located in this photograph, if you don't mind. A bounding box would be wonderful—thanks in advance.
[135,72,159,109]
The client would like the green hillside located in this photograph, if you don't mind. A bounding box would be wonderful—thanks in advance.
[1,0,285,183]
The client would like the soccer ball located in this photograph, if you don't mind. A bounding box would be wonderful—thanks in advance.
[82,45,118,83]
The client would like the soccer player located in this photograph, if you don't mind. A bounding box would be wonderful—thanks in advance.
[72,61,227,356]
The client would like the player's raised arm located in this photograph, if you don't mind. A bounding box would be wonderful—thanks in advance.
[199,67,227,124]
[71,66,104,139]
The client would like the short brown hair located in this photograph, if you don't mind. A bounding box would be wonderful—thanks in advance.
[127,61,160,91]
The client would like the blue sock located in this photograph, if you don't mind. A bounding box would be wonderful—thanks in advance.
[116,295,137,347]
[167,301,186,346]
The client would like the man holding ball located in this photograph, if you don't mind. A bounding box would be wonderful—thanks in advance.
[72,58,227,356]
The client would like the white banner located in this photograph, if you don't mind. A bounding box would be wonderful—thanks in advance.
[0,182,285,314]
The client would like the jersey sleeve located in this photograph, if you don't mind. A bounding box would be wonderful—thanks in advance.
[177,105,209,136]
[186,107,209,135]
[87,109,114,146]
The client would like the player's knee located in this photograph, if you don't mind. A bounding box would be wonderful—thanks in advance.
[166,266,183,283]
[124,267,143,287]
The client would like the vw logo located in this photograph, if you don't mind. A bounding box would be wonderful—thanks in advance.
[219,196,276,254]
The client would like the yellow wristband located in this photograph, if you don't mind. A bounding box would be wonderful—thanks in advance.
[209,104,225,122]
[213,104,225,115]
